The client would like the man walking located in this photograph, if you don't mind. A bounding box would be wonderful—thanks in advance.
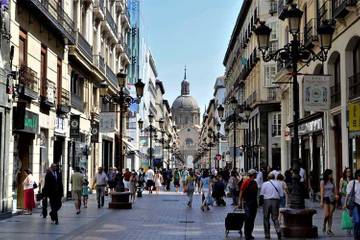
[239,169,258,240]
[43,163,63,225]
[71,167,84,214]
[181,167,189,190]
[260,173,283,239]
[93,167,108,208]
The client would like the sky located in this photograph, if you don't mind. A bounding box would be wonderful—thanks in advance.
[141,0,243,114]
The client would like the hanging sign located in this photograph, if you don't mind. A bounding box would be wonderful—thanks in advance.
[349,103,360,132]
[70,115,80,138]
[99,112,116,133]
[303,75,331,111]
[91,122,99,143]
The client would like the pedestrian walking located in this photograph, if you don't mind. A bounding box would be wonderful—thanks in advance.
[181,167,189,190]
[344,169,360,239]
[260,173,283,239]
[165,167,173,191]
[23,169,36,215]
[173,168,181,192]
[107,167,117,192]
[93,167,108,208]
[229,170,240,206]
[185,171,196,207]
[129,171,138,202]
[154,171,163,195]
[213,174,226,206]
[123,168,131,191]
[200,169,211,211]
[339,168,353,208]
[42,163,63,225]
[137,168,145,189]
[276,174,287,208]
[320,169,337,236]
[239,169,258,240]
[82,178,90,208]
[71,167,84,214]
[145,167,155,194]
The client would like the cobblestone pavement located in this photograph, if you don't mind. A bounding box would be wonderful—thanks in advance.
[0,191,355,240]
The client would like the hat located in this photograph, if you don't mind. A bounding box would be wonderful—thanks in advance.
[248,169,257,176]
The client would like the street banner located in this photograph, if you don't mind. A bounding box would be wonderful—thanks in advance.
[349,103,360,132]
[303,75,331,111]
[70,115,80,138]
[91,122,99,143]
[99,112,116,133]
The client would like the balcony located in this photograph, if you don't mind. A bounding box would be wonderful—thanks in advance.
[318,0,332,25]
[330,86,341,108]
[333,0,358,19]
[75,32,93,63]
[121,42,131,64]
[116,0,125,12]
[116,34,124,53]
[269,1,278,15]
[40,79,56,108]
[267,87,279,101]
[71,94,84,112]
[278,0,288,20]
[93,0,105,20]
[106,9,118,37]
[106,65,118,86]
[349,72,360,100]
[304,18,318,49]
[17,65,39,100]
[20,0,75,44]
[121,5,131,28]
[57,89,71,114]
[246,91,257,106]
[93,55,105,74]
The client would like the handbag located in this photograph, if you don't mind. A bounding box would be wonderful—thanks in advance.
[33,182,38,189]
[341,209,353,230]
[347,180,356,211]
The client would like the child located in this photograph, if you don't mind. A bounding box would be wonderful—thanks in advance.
[129,172,138,202]
[82,179,90,208]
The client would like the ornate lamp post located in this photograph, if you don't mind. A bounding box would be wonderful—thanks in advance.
[216,122,221,171]
[100,74,144,170]
[159,118,165,167]
[254,2,334,237]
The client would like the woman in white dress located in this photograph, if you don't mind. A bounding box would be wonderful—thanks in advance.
[154,171,163,195]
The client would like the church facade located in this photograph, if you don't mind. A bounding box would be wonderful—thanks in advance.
[171,69,200,168]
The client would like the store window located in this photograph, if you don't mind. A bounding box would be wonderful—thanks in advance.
[272,113,281,136]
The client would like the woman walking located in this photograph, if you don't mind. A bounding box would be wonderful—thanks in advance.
[173,169,181,192]
[200,169,211,211]
[154,171,163,195]
[129,171,138,202]
[229,170,240,206]
[277,174,288,208]
[320,169,337,236]
[339,168,353,208]
[185,171,196,207]
[23,169,36,215]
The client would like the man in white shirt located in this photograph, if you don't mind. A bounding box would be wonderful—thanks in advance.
[346,170,360,239]
[145,167,155,194]
[256,169,263,189]
[93,167,108,208]
[299,167,306,183]
[260,173,283,239]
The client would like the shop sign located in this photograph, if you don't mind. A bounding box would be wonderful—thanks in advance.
[303,75,331,111]
[349,103,360,132]
[91,122,99,143]
[99,112,116,133]
[70,115,80,138]
[55,117,66,135]
[13,107,39,134]
[290,118,323,136]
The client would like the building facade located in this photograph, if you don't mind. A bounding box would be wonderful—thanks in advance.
[223,0,281,171]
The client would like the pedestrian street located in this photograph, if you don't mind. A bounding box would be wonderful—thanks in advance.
[0,191,355,240]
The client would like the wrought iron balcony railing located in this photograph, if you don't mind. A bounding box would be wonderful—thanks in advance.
[106,65,118,86]
[93,55,105,74]
[76,32,93,63]
[23,0,75,44]
[349,72,360,100]
[333,0,358,19]
[18,65,39,100]
[57,88,71,114]
[106,9,118,37]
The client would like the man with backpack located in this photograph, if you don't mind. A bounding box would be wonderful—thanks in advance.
[239,169,258,240]
[185,171,196,207]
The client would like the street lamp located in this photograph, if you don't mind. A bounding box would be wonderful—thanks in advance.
[216,122,221,171]
[100,74,144,171]
[254,2,334,237]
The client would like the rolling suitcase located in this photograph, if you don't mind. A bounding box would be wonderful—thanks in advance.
[225,207,245,237]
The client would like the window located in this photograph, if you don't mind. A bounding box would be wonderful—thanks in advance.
[331,55,341,106]
[264,64,277,87]
[57,58,62,104]
[19,30,27,66]
[269,41,278,54]
[185,138,193,146]
[268,22,278,40]
[71,71,84,96]
[354,41,360,75]
[272,113,281,137]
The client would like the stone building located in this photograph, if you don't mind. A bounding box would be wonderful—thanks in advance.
[171,69,200,168]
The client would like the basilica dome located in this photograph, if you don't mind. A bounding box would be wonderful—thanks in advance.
[172,95,199,112]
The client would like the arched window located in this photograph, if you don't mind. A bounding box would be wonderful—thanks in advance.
[185,138,193,146]
[332,55,341,107]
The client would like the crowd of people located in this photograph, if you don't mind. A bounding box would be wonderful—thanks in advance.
[20,163,360,240]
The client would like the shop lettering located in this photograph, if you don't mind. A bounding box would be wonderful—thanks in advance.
[24,117,37,129]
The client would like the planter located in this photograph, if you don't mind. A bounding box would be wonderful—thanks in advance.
[108,191,132,209]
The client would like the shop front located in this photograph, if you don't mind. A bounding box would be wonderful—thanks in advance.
[12,106,38,209]
[289,113,324,195]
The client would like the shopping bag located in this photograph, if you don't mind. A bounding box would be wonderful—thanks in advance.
[341,209,353,230]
